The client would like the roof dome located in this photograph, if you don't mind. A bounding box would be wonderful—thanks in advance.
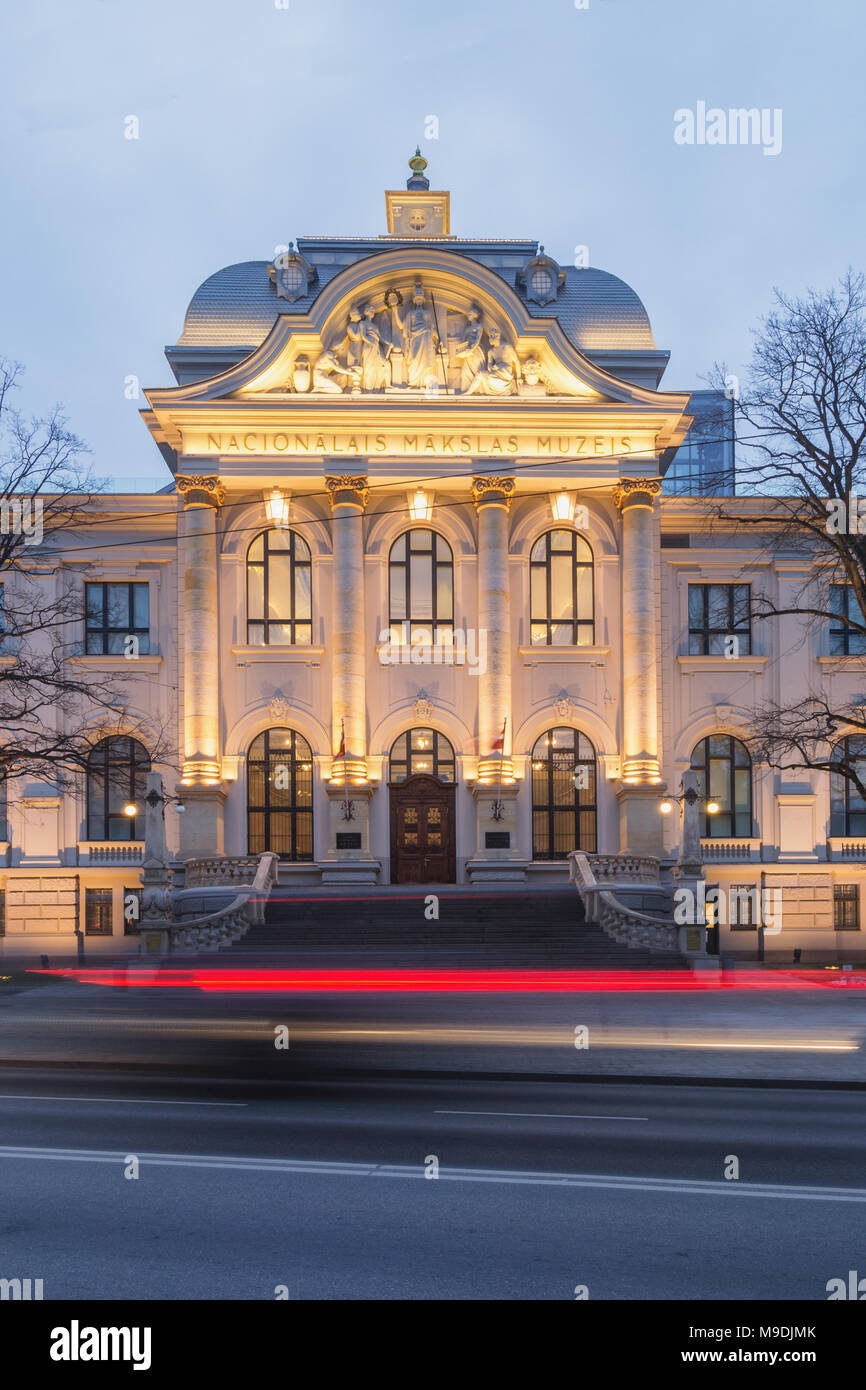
[175,256,657,356]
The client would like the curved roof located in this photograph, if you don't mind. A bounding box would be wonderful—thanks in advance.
[175,256,658,355]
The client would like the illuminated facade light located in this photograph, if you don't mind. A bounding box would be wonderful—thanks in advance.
[407,487,433,522]
[263,486,290,528]
[550,489,576,524]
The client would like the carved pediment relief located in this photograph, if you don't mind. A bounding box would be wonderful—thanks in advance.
[245,274,600,401]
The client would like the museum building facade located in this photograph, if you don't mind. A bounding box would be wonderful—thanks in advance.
[1,156,864,959]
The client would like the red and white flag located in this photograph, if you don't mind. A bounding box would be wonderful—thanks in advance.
[337,723,346,759]
[491,719,507,753]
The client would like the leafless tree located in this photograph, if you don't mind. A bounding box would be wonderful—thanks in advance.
[0,359,168,785]
[708,271,866,805]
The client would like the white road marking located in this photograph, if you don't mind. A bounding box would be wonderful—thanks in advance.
[0,1144,865,1202]
[435,1110,649,1121]
[0,1094,246,1107]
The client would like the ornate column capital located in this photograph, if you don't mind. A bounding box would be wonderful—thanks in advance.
[325,474,369,510]
[613,477,662,511]
[176,474,225,510]
[471,475,516,510]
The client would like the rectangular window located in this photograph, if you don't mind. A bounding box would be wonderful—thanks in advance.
[729,885,758,930]
[85,583,150,656]
[85,888,114,936]
[688,583,751,656]
[834,884,860,931]
[829,586,866,656]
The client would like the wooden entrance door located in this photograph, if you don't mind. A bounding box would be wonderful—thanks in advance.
[389,775,456,884]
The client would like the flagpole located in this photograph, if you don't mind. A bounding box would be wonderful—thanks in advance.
[341,717,352,821]
[492,717,506,821]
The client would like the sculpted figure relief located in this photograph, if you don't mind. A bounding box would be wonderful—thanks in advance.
[452,304,485,392]
[395,282,440,389]
[305,282,580,396]
[313,346,355,393]
[464,327,518,396]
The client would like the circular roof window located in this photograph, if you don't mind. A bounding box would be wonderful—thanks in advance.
[530,267,554,300]
[280,261,305,293]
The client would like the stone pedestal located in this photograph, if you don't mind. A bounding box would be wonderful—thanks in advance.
[467,783,526,883]
[177,782,228,860]
[322,782,380,885]
[616,782,668,858]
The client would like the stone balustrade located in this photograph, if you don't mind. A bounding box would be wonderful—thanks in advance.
[701,839,760,862]
[169,852,279,953]
[586,853,660,884]
[183,855,265,888]
[570,850,679,954]
[828,838,866,860]
[79,842,144,865]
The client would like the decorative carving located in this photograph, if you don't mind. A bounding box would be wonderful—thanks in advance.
[269,243,317,302]
[176,474,225,509]
[312,347,355,394]
[394,281,440,389]
[471,475,516,510]
[291,356,311,393]
[517,246,567,306]
[463,327,518,396]
[518,356,549,397]
[325,474,369,510]
[451,304,485,392]
[413,692,433,722]
[613,477,663,511]
[553,692,574,719]
[301,278,590,397]
[269,695,291,722]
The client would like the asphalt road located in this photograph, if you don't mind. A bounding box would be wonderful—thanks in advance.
[0,1071,864,1300]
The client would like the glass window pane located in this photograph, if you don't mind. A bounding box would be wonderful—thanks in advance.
[688,586,704,627]
[107,585,128,629]
[530,538,546,563]
[132,584,149,629]
[268,555,293,619]
[436,566,453,620]
[249,536,264,563]
[86,585,103,624]
[707,586,728,629]
[248,623,265,646]
[575,565,592,623]
[295,565,311,620]
[530,566,546,622]
[248,565,264,621]
[550,555,573,621]
[390,568,406,620]
[409,555,433,619]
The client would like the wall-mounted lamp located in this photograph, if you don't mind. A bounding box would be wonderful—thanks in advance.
[659,788,719,817]
[264,486,290,528]
[550,489,576,524]
[407,487,433,523]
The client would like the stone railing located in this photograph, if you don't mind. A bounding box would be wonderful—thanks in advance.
[79,841,144,865]
[182,855,265,888]
[169,853,279,953]
[586,853,660,884]
[701,838,760,862]
[828,838,866,860]
[569,851,678,954]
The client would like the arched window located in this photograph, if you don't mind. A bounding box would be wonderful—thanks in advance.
[247,529,312,646]
[690,735,752,838]
[531,727,597,859]
[389,529,453,646]
[247,728,313,860]
[389,728,455,783]
[530,529,594,646]
[87,736,150,841]
[830,736,866,836]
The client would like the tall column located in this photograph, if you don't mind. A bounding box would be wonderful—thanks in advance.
[325,473,369,782]
[176,473,226,857]
[614,476,665,855]
[473,475,515,781]
[468,475,523,882]
[323,472,377,884]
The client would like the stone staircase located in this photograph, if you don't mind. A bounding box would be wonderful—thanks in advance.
[236,888,686,968]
